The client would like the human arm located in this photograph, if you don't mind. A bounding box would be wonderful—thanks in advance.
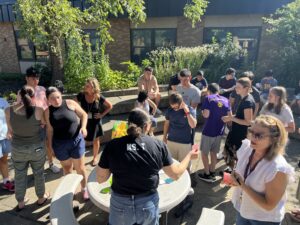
[286,122,295,133]
[163,148,199,180]
[96,167,111,184]
[137,76,144,91]
[202,109,209,119]
[44,108,55,156]
[4,107,12,139]
[222,108,253,126]
[94,98,113,119]
[232,171,289,211]
[66,99,88,137]
[152,77,160,95]
[147,99,157,115]
[163,120,169,144]
[181,103,197,128]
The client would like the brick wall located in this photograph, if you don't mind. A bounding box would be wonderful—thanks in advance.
[106,19,131,70]
[0,23,20,73]
[177,17,204,47]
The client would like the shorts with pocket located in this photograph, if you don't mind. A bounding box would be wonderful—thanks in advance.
[200,135,222,154]
[52,133,85,161]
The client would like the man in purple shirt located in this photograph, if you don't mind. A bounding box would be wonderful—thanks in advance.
[198,83,232,182]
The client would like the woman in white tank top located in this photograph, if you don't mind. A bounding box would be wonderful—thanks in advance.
[230,115,294,225]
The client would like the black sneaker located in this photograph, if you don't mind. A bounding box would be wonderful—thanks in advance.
[210,171,216,179]
[198,173,216,183]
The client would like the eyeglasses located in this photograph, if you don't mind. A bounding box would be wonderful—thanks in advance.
[248,128,270,140]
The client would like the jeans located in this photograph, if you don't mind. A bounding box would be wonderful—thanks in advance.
[109,191,159,225]
[236,212,281,225]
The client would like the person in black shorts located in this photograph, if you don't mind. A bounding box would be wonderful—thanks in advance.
[45,87,90,200]
[96,108,199,225]
[76,78,112,166]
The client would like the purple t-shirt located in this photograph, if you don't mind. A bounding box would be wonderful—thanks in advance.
[201,94,231,137]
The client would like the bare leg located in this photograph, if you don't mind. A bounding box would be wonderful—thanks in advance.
[72,157,88,190]
[0,154,9,180]
[209,152,217,173]
[92,137,100,166]
[60,159,73,175]
[201,152,210,175]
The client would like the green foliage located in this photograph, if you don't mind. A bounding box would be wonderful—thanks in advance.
[184,0,209,27]
[144,33,249,84]
[261,0,300,87]
[204,33,248,82]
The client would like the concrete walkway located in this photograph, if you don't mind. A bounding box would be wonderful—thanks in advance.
[0,127,299,225]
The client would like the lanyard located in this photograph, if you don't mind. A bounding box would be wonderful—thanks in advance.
[243,150,264,182]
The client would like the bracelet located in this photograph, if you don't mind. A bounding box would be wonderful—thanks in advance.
[185,111,190,116]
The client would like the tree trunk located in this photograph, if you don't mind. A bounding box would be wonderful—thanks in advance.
[49,37,64,85]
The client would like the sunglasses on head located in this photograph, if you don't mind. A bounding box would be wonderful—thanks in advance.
[248,128,270,140]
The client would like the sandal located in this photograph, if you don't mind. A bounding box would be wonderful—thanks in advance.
[37,193,50,206]
[16,198,29,212]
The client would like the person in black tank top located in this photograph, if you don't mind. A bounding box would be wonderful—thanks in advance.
[76,78,113,166]
[45,87,90,200]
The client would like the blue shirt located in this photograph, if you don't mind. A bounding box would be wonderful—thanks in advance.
[201,94,231,137]
[165,106,196,144]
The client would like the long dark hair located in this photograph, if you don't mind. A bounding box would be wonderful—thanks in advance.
[19,85,35,119]
[127,108,150,138]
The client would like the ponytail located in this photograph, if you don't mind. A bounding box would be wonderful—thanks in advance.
[19,86,34,119]
[127,123,143,138]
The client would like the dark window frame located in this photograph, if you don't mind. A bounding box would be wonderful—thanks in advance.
[130,28,177,64]
[203,26,262,62]
[83,29,101,53]
[14,30,49,62]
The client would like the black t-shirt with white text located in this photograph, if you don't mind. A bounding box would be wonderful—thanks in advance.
[99,134,173,195]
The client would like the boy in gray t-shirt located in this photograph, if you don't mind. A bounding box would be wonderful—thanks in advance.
[176,69,201,109]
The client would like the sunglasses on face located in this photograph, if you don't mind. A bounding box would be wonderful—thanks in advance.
[248,128,270,140]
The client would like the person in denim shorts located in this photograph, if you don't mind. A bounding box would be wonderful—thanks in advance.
[0,97,14,192]
[45,87,89,200]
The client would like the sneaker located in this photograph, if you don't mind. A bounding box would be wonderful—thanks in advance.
[217,152,224,160]
[210,171,216,179]
[49,163,60,173]
[188,187,194,196]
[223,167,232,174]
[2,180,15,192]
[82,189,89,201]
[198,173,216,183]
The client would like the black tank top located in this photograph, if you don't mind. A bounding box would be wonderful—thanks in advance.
[49,100,80,140]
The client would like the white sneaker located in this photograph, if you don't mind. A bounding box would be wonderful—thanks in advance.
[188,187,194,196]
[217,152,224,160]
[49,163,60,173]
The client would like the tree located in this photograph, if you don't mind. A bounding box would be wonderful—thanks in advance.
[261,0,300,86]
[16,0,208,84]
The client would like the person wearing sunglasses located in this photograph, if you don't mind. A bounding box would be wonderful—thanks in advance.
[230,115,294,225]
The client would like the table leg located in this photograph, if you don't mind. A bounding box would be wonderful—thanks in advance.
[160,211,168,225]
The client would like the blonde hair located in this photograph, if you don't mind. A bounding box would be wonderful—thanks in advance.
[252,115,288,160]
[267,86,287,114]
[85,77,101,101]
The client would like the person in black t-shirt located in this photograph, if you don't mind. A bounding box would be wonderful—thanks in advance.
[97,108,199,225]
[230,71,260,117]
[222,77,255,170]
[219,68,236,99]
[191,70,208,91]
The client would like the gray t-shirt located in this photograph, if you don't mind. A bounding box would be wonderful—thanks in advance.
[260,103,294,127]
[176,84,201,107]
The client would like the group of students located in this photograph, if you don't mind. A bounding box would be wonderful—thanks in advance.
[0,65,299,225]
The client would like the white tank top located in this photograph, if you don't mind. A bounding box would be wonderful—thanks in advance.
[231,139,294,222]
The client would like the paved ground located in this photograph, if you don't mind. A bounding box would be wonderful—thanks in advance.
[0,127,299,225]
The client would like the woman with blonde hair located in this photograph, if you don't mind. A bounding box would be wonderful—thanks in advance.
[222,77,256,169]
[230,115,294,225]
[76,78,112,166]
[260,86,295,133]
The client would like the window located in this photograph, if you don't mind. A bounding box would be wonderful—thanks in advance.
[131,28,176,64]
[15,31,49,61]
[203,27,261,62]
[84,29,101,53]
